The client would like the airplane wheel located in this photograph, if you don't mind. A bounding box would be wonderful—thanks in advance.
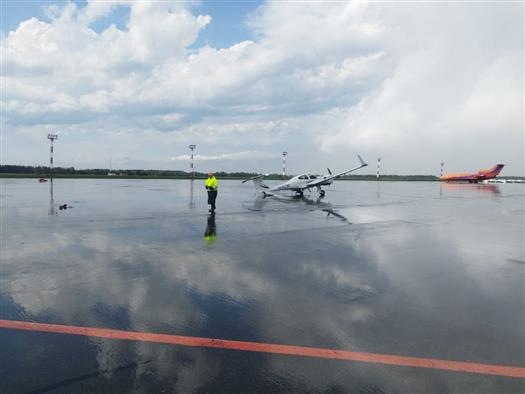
[320,190,325,197]
[295,191,303,197]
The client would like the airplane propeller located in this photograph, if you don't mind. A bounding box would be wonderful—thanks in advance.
[327,168,332,175]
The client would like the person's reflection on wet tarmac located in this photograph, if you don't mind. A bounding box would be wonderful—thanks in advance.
[204,213,217,243]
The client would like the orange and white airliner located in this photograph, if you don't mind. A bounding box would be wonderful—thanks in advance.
[440,164,504,183]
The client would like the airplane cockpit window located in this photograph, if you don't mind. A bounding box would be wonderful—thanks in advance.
[299,175,308,180]
[310,175,318,179]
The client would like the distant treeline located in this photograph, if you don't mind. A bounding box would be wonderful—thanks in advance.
[341,174,439,181]
[7,165,523,181]
[0,165,264,179]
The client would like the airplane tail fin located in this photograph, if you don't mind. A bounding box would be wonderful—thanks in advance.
[480,164,505,177]
[493,164,505,176]
[242,174,271,193]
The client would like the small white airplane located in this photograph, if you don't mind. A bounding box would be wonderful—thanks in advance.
[243,155,368,198]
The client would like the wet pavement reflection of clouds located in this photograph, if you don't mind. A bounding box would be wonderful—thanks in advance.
[1,179,523,393]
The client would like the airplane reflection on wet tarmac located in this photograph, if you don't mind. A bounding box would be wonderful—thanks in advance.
[246,194,351,222]
[440,183,501,195]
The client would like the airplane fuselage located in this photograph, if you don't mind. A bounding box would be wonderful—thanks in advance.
[274,174,333,192]
[440,164,504,183]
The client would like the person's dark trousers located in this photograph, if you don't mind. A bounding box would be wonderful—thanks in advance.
[207,190,217,211]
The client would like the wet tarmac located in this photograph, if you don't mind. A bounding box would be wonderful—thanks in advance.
[1,178,524,393]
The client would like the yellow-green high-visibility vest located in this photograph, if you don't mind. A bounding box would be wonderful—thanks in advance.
[205,176,218,191]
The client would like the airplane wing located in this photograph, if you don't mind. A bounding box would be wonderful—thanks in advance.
[303,155,368,189]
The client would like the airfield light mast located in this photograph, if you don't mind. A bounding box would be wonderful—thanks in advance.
[47,133,58,179]
[440,162,444,178]
[282,151,288,180]
[376,157,381,181]
[189,144,196,179]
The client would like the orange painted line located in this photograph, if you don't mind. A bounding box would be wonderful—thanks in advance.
[1,319,524,379]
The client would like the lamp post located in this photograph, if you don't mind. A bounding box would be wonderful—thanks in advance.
[376,157,381,181]
[440,162,444,178]
[282,151,288,180]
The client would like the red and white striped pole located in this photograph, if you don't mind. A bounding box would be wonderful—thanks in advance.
[376,157,381,181]
[189,144,196,179]
[47,133,58,179]
[282,151,288,180]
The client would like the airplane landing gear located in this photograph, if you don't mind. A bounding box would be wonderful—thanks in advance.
[316,186,326,198]
[294,191,303,198]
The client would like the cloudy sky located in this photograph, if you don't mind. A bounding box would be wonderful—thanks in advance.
[1,1,523,175]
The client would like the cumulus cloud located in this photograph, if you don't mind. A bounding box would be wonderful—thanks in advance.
[1,1,523,174]
[317,3,523,173]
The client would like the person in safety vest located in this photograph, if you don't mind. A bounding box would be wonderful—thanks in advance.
[205,171,218,213]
